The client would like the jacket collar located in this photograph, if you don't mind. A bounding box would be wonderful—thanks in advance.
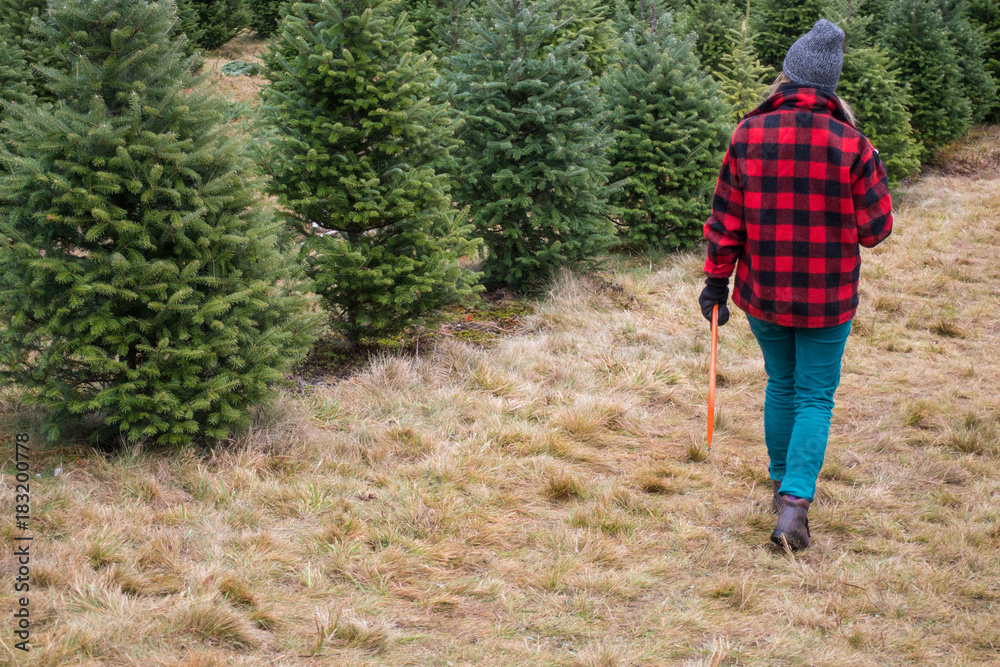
[744,84,854,126]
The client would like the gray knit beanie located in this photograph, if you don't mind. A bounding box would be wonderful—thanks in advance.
[782,19,845,93]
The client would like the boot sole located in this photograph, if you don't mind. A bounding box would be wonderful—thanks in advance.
[770,529,809,552]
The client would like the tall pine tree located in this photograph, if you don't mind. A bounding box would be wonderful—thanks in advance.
[826,0,921,182]
[826,0,874,47]
[247,0,285,37]
[681,0,739,73]
[838,47,922,182]
[753,0,831,69]
[716,2,775,121]
[941,0,998,123]
[602,3,731,248]
[187,0,249,49]
[262,0,481,343]
[0,0,320,445]
[173,0,207,52]
[880,0,973,153]
[967,0,1000,107]
[446,0,615,289]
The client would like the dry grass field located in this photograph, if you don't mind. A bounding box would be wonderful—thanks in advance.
[2,41,1000,666]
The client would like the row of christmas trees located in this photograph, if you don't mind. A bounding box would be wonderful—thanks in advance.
[0,0,995,446]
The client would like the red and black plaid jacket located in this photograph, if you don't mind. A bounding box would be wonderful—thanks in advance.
[703,85,893,328]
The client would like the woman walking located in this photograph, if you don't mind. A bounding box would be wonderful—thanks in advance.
[698,19,893,551]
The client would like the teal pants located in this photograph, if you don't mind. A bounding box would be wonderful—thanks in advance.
[746,314,852,502]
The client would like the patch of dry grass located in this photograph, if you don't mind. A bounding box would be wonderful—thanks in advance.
[196,32,269,106]
[931,124,1000,177]
[4,57,1000,664]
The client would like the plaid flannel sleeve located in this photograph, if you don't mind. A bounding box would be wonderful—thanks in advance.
[703,139,746,278]
[852,145,893,248]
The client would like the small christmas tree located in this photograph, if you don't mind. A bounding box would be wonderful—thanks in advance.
[880,0,972,152]
[446,0,616,289]
[247,0,285,38]
[0,0,320,445]
[838,46,922,183]
[262,0,482,342]
[188,0,250,49]
[752,0,831,69]
[716,2,775,121]
[602,2,732,249]
[174,0,207,51]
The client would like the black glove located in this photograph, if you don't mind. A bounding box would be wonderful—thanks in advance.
[698,276,730,326]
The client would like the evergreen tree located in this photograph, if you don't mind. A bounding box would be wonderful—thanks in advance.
[553,0,618,76]
[838,46,922,182]
[827,0,922,182]
[0,0,47,49]
[0,0,320,445]
[188,0,250,49]
[0,38,33,111]
[941,0,997,123]
[967,0,1000,100]
[406,0,480,58]
[602,4,731,248]
[1,0,202,90]
[859,0,892,19]
[681,0,739,73]
[247,0,285,37]
[0,0,52,96]
[752,0,831,69]
[446,0,616,289]
[880,0,972,152]
[0,36,33,168]
[263,0,481,342]
[174,0,207,51]
[613,0,685,15]
[716,3,775,121]
[826,0,875,47]
[408,0,445,52]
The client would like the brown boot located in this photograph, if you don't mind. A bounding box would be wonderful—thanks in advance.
[771,494,810,551]
[771,480,781,514]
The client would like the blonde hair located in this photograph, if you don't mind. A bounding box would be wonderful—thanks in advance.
[765,71,858,128]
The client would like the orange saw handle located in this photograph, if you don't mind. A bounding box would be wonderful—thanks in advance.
[707,304,718,451]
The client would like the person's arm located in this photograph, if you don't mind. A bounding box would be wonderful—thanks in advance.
[852,144,893,248]
[704,139,747,277]
[700,138,746,325]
